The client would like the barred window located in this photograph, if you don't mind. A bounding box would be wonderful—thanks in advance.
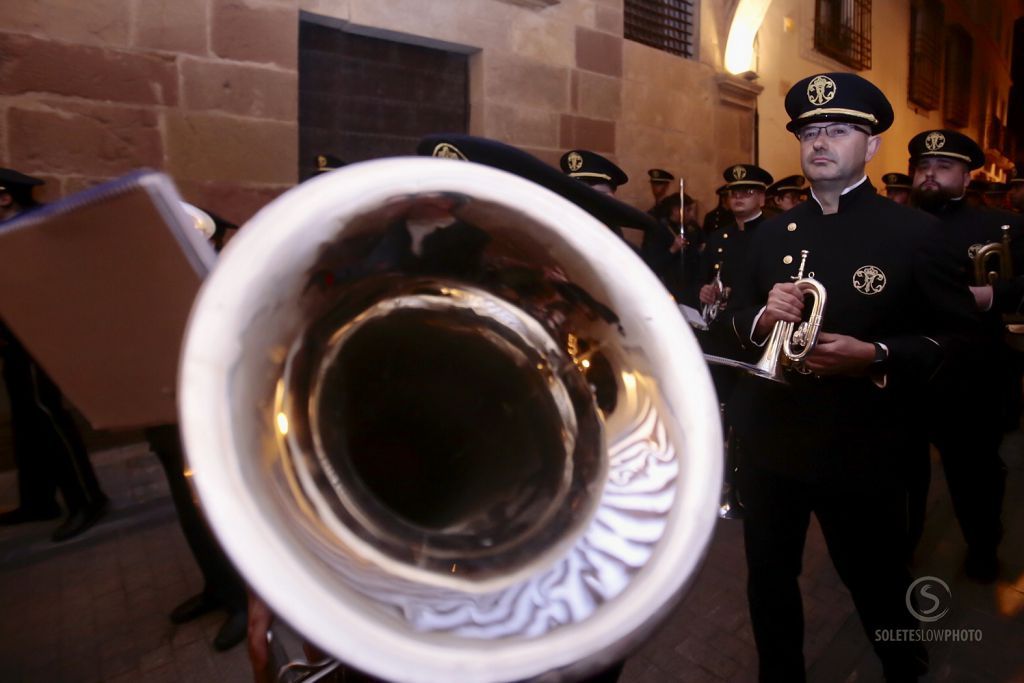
[624,0,697,59]
[943,25,972,127]
[814,0,872,70]
[908,0,944,110]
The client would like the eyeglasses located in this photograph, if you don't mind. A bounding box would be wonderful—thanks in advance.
[728,188,758,197]
[795,123,870,143]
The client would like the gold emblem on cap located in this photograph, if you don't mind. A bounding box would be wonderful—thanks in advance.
[853,265,886,295]
[432,143,467,161]
[924,131,945,151]
[316,155,328,170]
[783,255,793,265]
[807,75,837,106]
[567,152,584,172]
[787,222,797,232]
[732,165,747,180]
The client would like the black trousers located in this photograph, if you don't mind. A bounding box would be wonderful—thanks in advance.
[927,368,1007,554]
[4,354,105,513]
[738,466,926,683]
[145,424,246,611]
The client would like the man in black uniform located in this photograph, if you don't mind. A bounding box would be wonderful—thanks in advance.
[642,193,702,302]
[646,168,674,211]
[696,165,772,517]
[907,129,1023,579]
[560,149,628,196]
[723,73,979,682]
[765,174,806,217]
[697,164,772,318]
[701,185,733,236]
[983,182,1009,211]
[882,172,912,205]
[0,168,109,542]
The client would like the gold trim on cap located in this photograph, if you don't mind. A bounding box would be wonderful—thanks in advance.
[917,150,974,164]
[570,171,613,181]
[726,181,767,189]
[797,108,878,124]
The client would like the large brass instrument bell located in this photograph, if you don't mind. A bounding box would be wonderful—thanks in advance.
[178,158,722,683]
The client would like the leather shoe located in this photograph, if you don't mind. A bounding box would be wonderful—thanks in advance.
[213,609,248,651]
[50,496,109,542]
[0,505,62,525]
[170,593,221,624]
[965,548,999,583]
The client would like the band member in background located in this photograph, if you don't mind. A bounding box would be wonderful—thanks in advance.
[646,168,674,211]
[723,73,980,683]
[882,172,912,204]
[765,174,807,217]
[701,185,733,236]
[696,165,772,515]
[642,193,703,302]
[698,164,772,318]
[560,149,628,196]
[908,129,1024,580]
[0,168,110,542]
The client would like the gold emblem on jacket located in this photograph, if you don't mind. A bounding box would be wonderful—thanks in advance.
[852,265,886,295]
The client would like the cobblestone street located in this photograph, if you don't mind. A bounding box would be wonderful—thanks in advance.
[1,432,1022,682]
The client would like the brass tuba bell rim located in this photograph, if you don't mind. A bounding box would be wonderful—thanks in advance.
[179,158,722,682]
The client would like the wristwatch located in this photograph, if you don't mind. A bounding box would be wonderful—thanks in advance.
[871,342,889,369]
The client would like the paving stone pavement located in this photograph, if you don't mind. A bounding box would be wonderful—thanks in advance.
[0,433,1021,682]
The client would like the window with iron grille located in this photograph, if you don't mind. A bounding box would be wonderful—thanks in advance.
[943,25,972,127]
[814,0,872,70]
[624,0,697,59]
[908,0,943,110]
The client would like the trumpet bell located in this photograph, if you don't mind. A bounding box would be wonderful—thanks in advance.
[179,158,722,682]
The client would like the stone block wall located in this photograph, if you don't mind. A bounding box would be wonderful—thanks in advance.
[301,0,753,215]
[2,0,755,222]
[1,0,300,225]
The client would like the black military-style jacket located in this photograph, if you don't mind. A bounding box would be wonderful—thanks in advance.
[927,198,1023,286]
[723,180,980,480]
[925,199,1024,318]
[698,213,765,291]
[702,205,733,235]
[924,199,1024,343]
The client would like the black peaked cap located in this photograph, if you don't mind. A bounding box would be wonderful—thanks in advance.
[785,72,894,133]
[559,149,629,189]
[721,164,773,189]
[416,134,658,232]
[907,129,985,170]
[881,172,912,189]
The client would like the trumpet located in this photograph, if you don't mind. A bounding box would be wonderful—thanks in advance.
[704,250,826,384]
[974,224,1013,285]
[702,265,726,324]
